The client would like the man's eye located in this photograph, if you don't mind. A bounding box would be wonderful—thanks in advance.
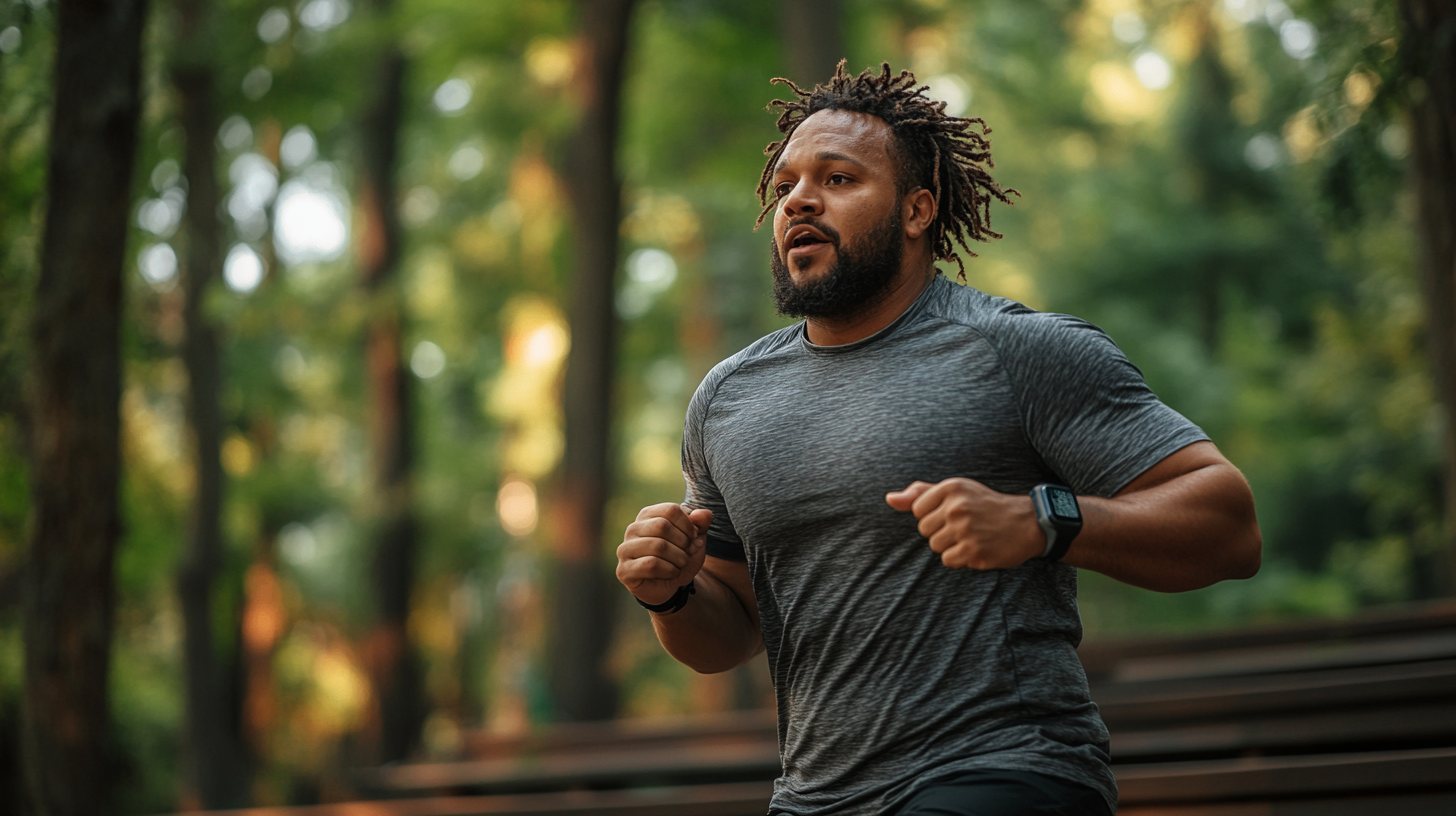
[828,174,848,185]
[775,183,793,197]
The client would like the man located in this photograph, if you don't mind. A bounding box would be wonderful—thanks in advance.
[614,63,1261,816]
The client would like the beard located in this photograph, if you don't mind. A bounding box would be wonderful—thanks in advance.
[770,206,904,321]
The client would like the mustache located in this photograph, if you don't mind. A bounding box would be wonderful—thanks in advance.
[777,216,841,249]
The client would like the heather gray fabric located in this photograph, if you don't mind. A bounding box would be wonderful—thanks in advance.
[681,275,1209,815]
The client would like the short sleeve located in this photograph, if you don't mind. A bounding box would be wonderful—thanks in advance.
[995,313,1209,498]
[681,370,746,561]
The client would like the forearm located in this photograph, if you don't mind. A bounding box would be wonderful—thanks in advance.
[1065,460,1261,592]
[648,570,763,673]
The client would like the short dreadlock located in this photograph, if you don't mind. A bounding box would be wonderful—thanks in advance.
[756,61,1017,279]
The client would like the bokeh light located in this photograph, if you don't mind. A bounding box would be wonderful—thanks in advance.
[1111,12,1146,44]
[497,479,538,537]
[137,190,186,238]
[280,125,319,169]
[218,115,253,151]
[410,341,446,379]
[242,66,272,100]
[433,78,472,114]
[257,7,290,43]
[1280,19,1318,60]
[223,243,264,293]
[227,152,279,243]
[1244,134,1283,171]
[298,0,350,33]
[617,248,678,320]
[447,143,487,181]
[150,159,180,192]
[401,187,440,225]
[137,243,178,290]
[924,74,971,117]
[1133,51,1173,90]
[273,169,349,266]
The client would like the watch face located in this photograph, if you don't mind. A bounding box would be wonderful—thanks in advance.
[1047,486,1080,521]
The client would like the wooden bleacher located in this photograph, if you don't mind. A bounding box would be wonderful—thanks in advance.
[182,600,1456,815]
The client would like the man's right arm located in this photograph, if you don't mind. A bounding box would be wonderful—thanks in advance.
[616,503,763,674]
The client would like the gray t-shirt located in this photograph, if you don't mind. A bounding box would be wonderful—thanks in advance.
[681,275,1208,815]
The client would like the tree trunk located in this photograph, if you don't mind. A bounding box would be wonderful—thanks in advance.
[551,0,635,723]
[358,0,420,762]
[1398,1,1456,593]
[780,0,845,87]
[172,0,249,805]
[22,1,148,814]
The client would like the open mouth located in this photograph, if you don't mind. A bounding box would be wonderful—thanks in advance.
[785,224,832,254]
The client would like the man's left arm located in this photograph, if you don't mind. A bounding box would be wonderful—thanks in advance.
[886,441,1261,592]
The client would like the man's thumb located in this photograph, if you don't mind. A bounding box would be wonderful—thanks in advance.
[886,482,930,511]
[687,507,713,535]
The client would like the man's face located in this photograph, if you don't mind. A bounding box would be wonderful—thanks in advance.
[768,109,908,319]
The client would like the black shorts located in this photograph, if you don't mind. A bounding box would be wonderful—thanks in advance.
[891,768,1114,816]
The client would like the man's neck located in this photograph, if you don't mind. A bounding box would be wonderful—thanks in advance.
[804,263,937,346]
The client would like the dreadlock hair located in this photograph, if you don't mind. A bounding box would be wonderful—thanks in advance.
[756,61,1018,280]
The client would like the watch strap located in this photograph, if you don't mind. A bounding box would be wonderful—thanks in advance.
[1043,523,1078,562]
[635,581,695,614]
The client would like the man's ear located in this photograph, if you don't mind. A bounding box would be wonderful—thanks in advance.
[903,187,937,240]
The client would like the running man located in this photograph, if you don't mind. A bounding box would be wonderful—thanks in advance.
[615,63,1261,816]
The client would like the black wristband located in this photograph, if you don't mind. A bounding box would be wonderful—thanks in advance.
[635,581,695,614]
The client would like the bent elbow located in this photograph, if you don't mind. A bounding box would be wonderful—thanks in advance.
[1228,524,1263,580]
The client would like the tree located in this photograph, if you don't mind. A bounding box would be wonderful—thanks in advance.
[358,0,422,762]
[1397,0,1456,591]
[22,0,148,813]
[172,0,248,804]
[551,0,636,723]
[781,0,845,87]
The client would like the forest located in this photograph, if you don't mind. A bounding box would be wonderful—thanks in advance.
[0,0,1452,812]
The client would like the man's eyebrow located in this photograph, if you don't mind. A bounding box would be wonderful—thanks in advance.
[772,150,867,178]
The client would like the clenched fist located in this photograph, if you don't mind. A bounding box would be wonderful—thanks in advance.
[616,503,713,606]
[886,478,1045,570]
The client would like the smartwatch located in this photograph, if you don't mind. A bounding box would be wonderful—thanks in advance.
[1030,484,1082,561]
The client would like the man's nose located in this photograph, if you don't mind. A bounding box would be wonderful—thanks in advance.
[780,181,821,217]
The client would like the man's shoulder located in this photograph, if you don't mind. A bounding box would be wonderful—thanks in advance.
[925,276,1116,359]
[686,322,803,422]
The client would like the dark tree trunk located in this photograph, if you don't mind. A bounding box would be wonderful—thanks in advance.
[22,1,148,814]
[1398,1,1456,592]
[173,0,248,803]
[358,0,420,762]
[551,0,635,723]
[780,0,845,87]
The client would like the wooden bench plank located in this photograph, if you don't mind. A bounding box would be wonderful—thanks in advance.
[178,781,776,816]
[356,740,781,794]
[1110,701,1456,760]
[1108,631,1456,683]
[1115,747,1456,804]
[1079,600,1456,681]
[462,710,778,759]
[1095,659,1456,727]
[1118,791,1456,816]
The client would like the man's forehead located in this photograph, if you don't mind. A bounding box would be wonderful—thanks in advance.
[774,110,895,174]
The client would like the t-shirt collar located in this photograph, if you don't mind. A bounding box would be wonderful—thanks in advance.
[799,274,945,355]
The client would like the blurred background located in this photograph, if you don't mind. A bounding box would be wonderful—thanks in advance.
[0,0,1449,812]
